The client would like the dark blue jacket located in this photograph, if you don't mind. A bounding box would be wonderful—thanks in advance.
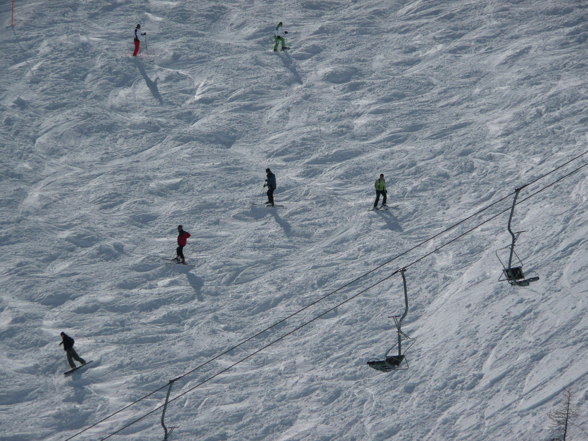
[266,171,276,190]
[61,333,75,351]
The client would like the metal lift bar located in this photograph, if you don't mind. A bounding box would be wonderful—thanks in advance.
[394,268,409,357]
[367,269,412,372]
[506,187,525,270]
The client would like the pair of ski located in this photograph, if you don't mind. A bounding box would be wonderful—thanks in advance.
[369,205,390,211]
[163,257,188,265]
[251,202,284,208]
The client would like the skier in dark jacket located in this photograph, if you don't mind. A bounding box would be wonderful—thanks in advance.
[264,168,277,206]
[175,225,191,264]
[59,332,86,369]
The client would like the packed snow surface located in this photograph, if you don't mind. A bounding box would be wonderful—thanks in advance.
[1,0,587,440]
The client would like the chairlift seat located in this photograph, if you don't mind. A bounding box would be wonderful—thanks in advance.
[503,266,525,281]
[367,355,405,372]
[503,266,539,286]
[386,355,404,366]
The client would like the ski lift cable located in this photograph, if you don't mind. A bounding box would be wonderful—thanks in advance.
[523,149,587,188]
[97,269,404,441]
[66,187,515,441]
[100,157,586,437]
[65,155,587,441]
[404,160,587,271]
[66,179,524,441]
[95,160,587,440]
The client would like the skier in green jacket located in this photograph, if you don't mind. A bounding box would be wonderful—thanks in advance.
[373,174,387,209]
[273,22,289,51]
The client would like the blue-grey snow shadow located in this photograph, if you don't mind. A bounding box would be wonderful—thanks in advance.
[268,209,293,236]
[186,272,205,302]
[278,52,303,85]
[168,264,205,301]
[134,59,163,104]
[12,25,28,57]
[375,210,403,232]
[245,206,293,237]
[66,360,100,403]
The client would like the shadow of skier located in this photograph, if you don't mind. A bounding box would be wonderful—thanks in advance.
[134,58,163,105]
[375,210,403,232]
[167,264,205,301]
[185,272,205,302]
[268,209,293,237]
[278,52,303,85]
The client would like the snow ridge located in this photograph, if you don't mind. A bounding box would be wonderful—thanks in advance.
[1,1,587,440]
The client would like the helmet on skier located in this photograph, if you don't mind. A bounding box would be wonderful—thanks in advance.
[136,24,141,28]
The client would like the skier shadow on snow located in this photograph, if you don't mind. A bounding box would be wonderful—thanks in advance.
[375,209,403,232]
[64,362,99,403]
[278,52,303,85]
[186,272,205,302]
[11,26,29,60]
[168,264,205,302]
[134,59,163,105]
[267,209,292,237]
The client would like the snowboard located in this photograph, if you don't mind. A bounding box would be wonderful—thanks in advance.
[64,360,93,376]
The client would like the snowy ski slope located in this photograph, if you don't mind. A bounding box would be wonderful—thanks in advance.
[0,0,587,440]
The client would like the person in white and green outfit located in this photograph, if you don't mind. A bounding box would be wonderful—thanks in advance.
[273,22,289,51]
[374,173,387,208]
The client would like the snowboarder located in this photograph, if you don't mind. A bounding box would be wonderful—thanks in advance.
[175,225,191,264]
[59,332,86,369]
[133,24,146,57]
[273,22,289,52]
[373,173,387,209]
[264,168,277,206]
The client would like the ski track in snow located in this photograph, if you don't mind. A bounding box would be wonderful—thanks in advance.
[1,0,587,440]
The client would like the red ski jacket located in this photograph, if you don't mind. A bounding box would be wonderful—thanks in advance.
[177,231,191,247]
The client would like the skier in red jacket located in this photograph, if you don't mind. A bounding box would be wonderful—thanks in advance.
[175,225,191,264]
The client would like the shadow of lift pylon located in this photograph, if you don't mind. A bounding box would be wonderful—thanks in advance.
[496,186,539,287]
[367,268,413,372]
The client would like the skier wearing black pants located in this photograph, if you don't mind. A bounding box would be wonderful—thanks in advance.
[374,173,387,209]
[175,225,191,264]
[264,168,276,206]
[60,332,86,369]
